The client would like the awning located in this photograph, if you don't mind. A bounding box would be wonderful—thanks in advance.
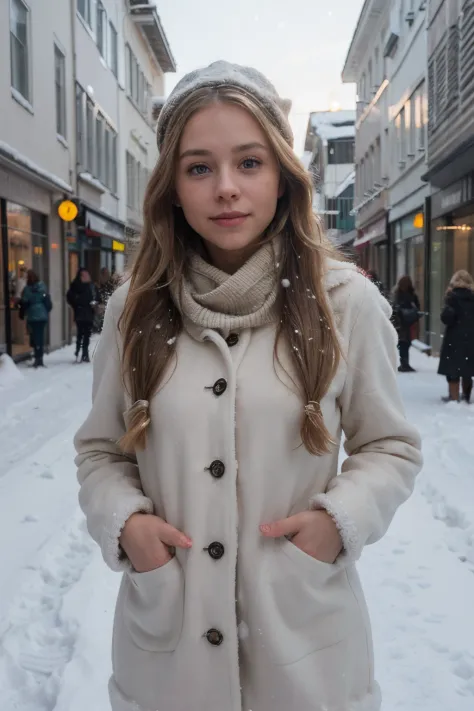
[79,204,125,242]
[353,216,386,248]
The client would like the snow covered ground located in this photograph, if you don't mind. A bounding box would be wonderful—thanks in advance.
[1,345,474,710]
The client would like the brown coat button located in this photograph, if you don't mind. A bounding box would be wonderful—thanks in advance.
[206,628,224,646]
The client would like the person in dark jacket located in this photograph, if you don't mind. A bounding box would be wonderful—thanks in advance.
[67,269,98,363]
[21,270,52,368]
[438,270,474,403]
[392,275,421,372]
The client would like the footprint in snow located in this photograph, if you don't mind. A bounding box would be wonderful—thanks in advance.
[40,471,54,479]
[452,659,474,681]
[22,515,38,524]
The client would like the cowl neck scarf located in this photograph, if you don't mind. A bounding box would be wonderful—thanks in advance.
[170,239,281,332]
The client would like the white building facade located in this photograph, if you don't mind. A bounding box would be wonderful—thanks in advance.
[385,1,428,315]
[303,110,356,246]
[342,0,392,281]
[0,0,176,360]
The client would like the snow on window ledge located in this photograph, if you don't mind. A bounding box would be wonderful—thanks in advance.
[57,134,69,150]
[0,140,72,193]
[78,171,106,193]
[11,88,34,115]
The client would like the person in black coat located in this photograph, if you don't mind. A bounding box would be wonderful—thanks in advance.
[392,275,421,372]
[67,269,98,363]
[438,270,474,403]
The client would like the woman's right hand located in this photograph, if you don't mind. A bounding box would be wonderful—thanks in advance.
[120,513,192,573]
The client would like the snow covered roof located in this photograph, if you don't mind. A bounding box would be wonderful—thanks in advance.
[309,110,356,141]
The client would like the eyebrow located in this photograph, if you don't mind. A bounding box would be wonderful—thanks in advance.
[179,142,269,160]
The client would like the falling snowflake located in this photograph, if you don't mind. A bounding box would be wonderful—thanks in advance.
[281,278,291,288]
[155,324,161,330]
[167,337,176,345]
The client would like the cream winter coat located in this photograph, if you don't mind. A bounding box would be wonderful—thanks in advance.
[75,254,422,711]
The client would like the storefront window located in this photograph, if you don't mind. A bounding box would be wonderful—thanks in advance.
[430,219,452,355]
[6,201,48,357]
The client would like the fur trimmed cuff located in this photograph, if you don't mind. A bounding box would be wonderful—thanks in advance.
[101,497,154,572]
[309,493,361,562]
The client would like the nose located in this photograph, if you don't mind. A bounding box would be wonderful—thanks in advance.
[215,166,240,202]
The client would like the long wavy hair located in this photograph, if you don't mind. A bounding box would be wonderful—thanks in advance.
[118,86,343,455]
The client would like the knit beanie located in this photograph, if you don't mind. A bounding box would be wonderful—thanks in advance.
[153,60,293,149]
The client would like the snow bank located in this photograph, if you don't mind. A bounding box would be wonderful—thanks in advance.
[0,354,24,390]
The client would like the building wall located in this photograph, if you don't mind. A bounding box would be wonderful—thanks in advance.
[387,3,429,224]
[75,0,121,218]
[0,0,75,355]
[0,0,74,188]
[121,10,164,231]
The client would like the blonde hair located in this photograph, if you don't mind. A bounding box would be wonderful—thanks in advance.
[448,270,474,292]
[119,86,343,455]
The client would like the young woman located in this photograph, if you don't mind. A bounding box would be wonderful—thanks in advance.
[438,270,474,403]
[392,275,421,372]
[75,62,422,711]
[67,268,98,362]
[20,269,52,368]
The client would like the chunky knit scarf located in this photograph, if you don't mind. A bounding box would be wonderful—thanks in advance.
[170,240,281,332]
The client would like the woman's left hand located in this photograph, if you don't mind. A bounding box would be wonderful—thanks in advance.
[260,510,343,564]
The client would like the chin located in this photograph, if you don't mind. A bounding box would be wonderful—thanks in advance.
[204,224,267,253]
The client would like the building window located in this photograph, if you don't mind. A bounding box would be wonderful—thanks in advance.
[76,84,85,168]
[374,47,380,88]
[414,81,427,151]
[86,99,94,174]
[126,152,135,208]
[109,21,118,77]
[104,126,111,189]
[77,0,91,27]
[55,45,66,138]
[125,43,151,118]
[406,98,415,157]
[96,1,106,58]
[111,133,117,193]
[10,0,30,102]
[96,113,104,183]
[327,138,355,165]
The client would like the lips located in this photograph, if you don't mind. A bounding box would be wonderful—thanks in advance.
[210,212,250,227]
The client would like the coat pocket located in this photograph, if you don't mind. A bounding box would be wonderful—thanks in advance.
[259,539,361,666]
[123,556,184,652]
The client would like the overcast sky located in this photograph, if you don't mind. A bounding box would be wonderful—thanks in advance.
[157,0,364,155]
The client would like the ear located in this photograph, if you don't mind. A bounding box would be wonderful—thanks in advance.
[151,96,166,122]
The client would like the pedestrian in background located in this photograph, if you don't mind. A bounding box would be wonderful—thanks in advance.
[438,270,474,403]
[75,61,421,711]
[392,275,421,372]
[96,267,116,332]
[20,269,52,368]
[67,268,97,363]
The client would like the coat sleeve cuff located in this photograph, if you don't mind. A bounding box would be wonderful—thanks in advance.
[309,493,361,562]
[100,496,154,572]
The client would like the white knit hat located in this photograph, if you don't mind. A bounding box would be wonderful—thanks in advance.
[153,60,293,149]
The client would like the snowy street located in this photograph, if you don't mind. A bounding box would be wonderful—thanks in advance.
[1,346,474,710]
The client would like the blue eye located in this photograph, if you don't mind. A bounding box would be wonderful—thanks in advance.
[241,158,261,170]
[189,164,209,176]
